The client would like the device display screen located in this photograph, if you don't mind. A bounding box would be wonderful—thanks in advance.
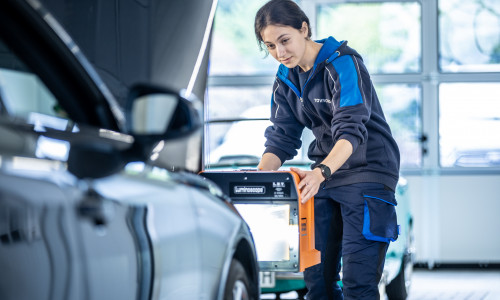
[235,203,298,262]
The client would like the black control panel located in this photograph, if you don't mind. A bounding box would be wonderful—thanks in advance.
[201,171,298,202]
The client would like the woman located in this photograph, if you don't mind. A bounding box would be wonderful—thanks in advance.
[254,0,401,299]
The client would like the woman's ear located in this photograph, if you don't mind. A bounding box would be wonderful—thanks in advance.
[301,21,309,39]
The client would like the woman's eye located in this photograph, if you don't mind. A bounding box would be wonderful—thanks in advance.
[282,38,289,44]
[266,44,275,50]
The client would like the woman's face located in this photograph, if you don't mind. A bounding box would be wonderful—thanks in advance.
[261,23,308,68]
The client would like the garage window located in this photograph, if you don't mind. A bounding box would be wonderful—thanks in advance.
[437,0,500,168]
[375,84,422,168]
[439,83,500,167]
[205,0,500,172]
[208,0,278,76]
[439,0,500,73]
[204,86,272,166]
[317,1,421,74]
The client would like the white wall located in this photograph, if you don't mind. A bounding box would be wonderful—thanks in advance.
[405,174,500,265]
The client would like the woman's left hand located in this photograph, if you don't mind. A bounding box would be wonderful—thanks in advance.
[290,167,324,204]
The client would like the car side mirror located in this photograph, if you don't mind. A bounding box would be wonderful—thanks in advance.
[125,84,201,142]
[123,84,202,164]
[66,85,202,179]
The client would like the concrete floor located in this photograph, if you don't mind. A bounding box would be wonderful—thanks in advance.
[407,269,500,300]
[260,269,500,300]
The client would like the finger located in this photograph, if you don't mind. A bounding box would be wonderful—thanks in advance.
[298,179,309,190]
[301,186,318,204]
[290,167,305,178]
[300,187,308,203]
[301,192,312,204]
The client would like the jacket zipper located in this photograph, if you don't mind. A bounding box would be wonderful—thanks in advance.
[298,54,342,121]
[279,56,340,122]
[298,96,317,120]
[298,70,322,121]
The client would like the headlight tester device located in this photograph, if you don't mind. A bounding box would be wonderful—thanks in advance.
[201,171,321,272]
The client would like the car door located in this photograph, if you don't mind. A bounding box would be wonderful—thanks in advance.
[91,170,204,299]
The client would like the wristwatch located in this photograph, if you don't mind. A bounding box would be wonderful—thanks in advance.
[316,164,331,180]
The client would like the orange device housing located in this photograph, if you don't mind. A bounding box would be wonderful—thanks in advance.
[200,170,321,272]
[289,171,322,272]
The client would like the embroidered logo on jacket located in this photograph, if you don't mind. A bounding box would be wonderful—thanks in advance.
[314,98,332,104]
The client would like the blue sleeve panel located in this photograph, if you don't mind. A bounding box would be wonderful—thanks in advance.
[332,56,364,108]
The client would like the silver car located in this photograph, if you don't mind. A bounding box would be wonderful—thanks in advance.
[0,0,259,299]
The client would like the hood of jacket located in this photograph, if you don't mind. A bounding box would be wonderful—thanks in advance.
[276,36,362,95]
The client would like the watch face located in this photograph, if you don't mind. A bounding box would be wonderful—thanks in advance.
[319,164,331,179]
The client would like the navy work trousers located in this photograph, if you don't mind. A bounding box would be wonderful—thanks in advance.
[304,182,397,300]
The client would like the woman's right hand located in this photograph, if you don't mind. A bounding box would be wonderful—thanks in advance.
[290,167,324,204]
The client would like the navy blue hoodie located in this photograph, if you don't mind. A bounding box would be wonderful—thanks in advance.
[264,36,400,190]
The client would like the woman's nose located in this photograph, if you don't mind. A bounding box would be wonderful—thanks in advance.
[276,44,286,57]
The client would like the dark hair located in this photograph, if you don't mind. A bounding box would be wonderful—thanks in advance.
[254,0,312,52]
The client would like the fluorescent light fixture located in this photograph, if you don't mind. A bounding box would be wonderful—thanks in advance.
[185,0,218,98]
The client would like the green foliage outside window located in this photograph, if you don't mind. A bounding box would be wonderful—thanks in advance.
[317,2,421,74]
[210,0,278,75]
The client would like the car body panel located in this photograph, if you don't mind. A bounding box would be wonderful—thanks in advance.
[0,153,257,299]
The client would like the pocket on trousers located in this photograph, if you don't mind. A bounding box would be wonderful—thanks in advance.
[362,190,399,243]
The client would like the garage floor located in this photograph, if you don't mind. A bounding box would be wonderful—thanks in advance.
[406,269,500,300]
[260,269,500,300]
